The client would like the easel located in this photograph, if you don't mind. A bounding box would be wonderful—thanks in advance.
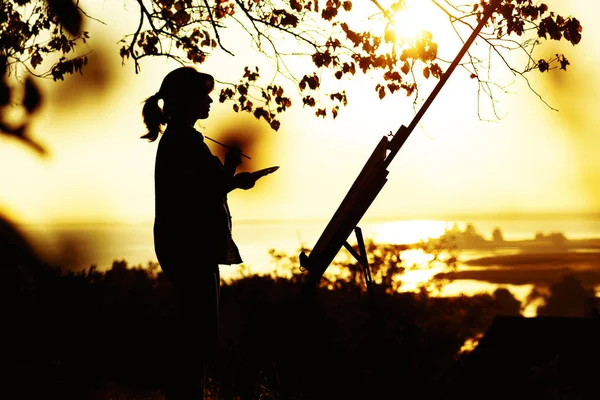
[299,0,500,295]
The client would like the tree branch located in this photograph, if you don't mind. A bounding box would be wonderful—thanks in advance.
[203,0,235,56]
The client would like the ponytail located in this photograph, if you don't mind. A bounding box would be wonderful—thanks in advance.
[141,93,166,142]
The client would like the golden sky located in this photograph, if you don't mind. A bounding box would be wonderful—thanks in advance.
[0,0,598,225]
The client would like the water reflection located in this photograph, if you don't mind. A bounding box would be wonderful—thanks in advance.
[337,219,600,317]
[19,217,600,317]
[371,219,447,244]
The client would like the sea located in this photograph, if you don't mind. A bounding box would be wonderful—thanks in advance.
[19,216,600,316]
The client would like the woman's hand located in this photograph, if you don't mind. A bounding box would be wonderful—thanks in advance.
[224,147,242,169]
[233,172,257,190]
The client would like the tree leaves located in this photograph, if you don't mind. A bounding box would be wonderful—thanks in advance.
[299,74,320,90]
[423,67,430,79]
[51,55,87,81]
[558,55,570,71]
[46,0,82,36]
[45,0,82,36]
[269,9,299,27]
[537,14,582,45]
[0,57,46,155]
[2,0,89,83]
[321,0,346,21]
[537,55,570,73]
[564,18,583,45]
[218,67,290,131]
[1,0,585,132]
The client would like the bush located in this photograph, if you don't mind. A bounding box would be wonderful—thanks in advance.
[1,251,510,399]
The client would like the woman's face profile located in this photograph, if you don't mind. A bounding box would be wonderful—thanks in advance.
[192,92,213,120]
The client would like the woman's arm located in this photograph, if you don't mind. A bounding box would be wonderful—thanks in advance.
[228,172,257,192]
[223,148,244,193]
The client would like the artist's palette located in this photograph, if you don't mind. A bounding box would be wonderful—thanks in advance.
[253,166,279,178]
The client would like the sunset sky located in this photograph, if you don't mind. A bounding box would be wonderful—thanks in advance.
[0,0,598,226]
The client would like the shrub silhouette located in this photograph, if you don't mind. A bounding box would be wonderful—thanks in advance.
[1,241,519,399]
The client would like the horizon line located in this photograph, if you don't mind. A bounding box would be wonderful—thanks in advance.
[18,210,600,227]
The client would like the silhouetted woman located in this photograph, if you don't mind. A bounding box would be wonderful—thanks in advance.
[142,66,258,399]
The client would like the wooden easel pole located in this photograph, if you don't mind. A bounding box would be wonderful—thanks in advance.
[384,0,500,168]
[301,0,500,285]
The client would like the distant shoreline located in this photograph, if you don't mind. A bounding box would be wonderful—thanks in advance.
[464,251,600,268]
[15,210,600,228]
[437,250,600,287]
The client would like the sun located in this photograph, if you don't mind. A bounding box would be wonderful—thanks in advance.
[391,2,428,41]
[388,0,447,42]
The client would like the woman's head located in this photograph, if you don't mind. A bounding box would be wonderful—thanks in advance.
[141,67,215,142]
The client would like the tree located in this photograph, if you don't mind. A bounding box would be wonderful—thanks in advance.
[492,227,504,243]
[1,0,584,139]
[1,0,88,153]
[536,274,596,318]
[0,56,45,154]
[491,287,521,315]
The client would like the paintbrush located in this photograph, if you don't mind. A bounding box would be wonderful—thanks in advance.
[205,135,251,159]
